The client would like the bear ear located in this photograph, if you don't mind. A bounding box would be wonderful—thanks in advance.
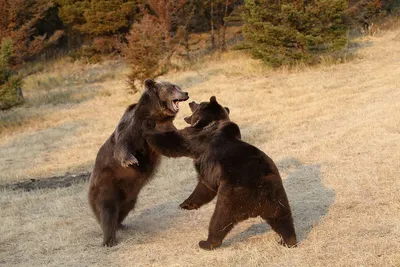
[144,78,157,91]
[189,101,199,112]
[210,96,218,104]
[225,107,230,114]
[184,115,192,124]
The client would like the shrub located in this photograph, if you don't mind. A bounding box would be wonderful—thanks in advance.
[70,36,121,63]
[122,1,193,92]
[0,75,24,110]
[243,0,348,67]
[0,39,24,110]
[0,38,13,84]
[57,0,137,36]
[122,15,167,92]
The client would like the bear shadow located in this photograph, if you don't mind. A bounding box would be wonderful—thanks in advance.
[118,163,197,244]
[124,201,183,231]
[224,157,335,246]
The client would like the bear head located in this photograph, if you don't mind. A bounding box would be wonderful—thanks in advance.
[144,78,189,117]
[184,96,230,128]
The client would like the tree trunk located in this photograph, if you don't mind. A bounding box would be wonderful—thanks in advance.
[221,0,229,51]
[184,26,190,59]
[17,86,24,99]
[221,24,226,51]
[210,0,215,50]
[184,1,195,60]
[217,24,220,50]
[165,29,171,50]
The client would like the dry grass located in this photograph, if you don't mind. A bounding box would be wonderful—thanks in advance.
[1,26,400,267]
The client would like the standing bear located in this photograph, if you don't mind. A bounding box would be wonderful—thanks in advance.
[144,96,297,250]
[88,79,189,247]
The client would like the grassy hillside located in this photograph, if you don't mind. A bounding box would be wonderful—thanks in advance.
[1,27,400,266]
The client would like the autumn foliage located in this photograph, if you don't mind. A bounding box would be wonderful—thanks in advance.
[123,15,165,91]
[0,0,64,65]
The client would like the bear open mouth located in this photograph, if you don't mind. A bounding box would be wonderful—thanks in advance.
[170,99,187,113]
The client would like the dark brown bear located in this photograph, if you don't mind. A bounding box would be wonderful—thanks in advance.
[88,79,188,247]
[144,96,296,250]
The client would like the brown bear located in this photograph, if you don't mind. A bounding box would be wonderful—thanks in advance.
[88,78,189,247]
[144,96,297,250]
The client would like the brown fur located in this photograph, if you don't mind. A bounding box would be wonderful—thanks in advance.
[88,79,188,247]
[144,96,296,250]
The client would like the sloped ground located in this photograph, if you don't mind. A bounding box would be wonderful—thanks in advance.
[1,28,400,266]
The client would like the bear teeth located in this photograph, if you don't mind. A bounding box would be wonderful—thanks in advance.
[172,101,179,112]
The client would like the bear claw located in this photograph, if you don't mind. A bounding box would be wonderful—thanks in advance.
[279,237,297,248]
[179,201,198,210]
[122,154,139,167]
[103,237,118,247]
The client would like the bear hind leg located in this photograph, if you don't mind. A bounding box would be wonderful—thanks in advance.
[261,210,297,247]
[199,200,235,250]
[88,190,100,223]
[98,198,120,247]
[199,185,247,250]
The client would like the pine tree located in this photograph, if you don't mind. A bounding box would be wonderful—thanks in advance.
[243,0,348,67]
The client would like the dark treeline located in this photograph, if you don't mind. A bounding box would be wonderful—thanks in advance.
[0,0,398,109]
[1,0,394,64]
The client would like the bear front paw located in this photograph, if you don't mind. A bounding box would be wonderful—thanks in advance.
[103,236,118,247]
[179,200,198,210]
[279,236,297,248]
[199,240,220,250]
[121,154,139,167]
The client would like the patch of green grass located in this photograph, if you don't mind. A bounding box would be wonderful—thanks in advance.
[23,60,126,92]
[0,109,43,135]
[25,88,97,107]
[1,59,125,134]
[319,52,357,67]
[24,75,65,91]
[0,111,27,130]
[26,90,75,106]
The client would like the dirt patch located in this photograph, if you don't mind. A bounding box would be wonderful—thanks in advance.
[0,172,90,191]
